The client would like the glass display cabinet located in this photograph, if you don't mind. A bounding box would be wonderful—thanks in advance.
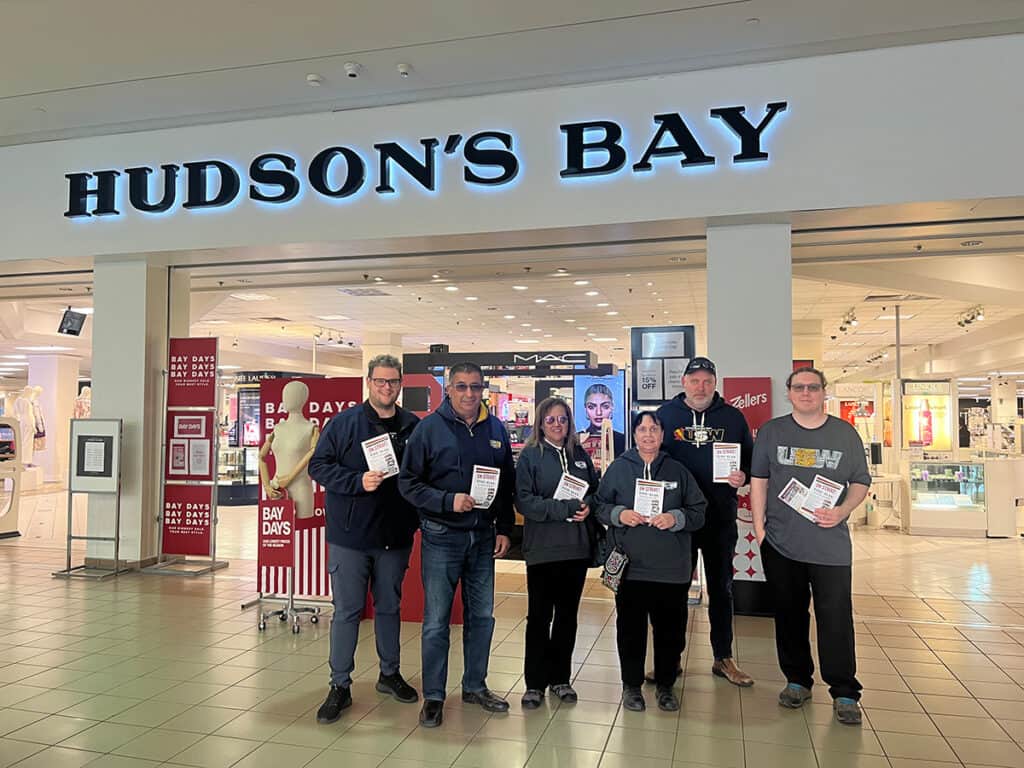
[908,461,986,536]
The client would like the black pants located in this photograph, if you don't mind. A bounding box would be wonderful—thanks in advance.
[615,579,689,688]
[691,522,739,660]
[524,559,589,690]
[761,539,862,701]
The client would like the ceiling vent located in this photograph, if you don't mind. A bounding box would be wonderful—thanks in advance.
[338,288,391,296]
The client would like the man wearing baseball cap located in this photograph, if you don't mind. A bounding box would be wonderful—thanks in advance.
[653,356,755,687]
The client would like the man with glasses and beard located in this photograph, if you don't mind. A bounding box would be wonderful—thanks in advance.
[310,355,421,723]
[751,367,871,726]
[400,362,515,728]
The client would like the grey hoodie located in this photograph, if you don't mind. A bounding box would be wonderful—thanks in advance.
[595,448,707,584]
[515,441,599,566]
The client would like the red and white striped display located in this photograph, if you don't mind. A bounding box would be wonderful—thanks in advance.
[258,513,328,596]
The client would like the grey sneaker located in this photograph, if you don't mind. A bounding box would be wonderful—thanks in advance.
[778,683,812,709]
[833,697,862,725]
[550,684,578,703]
[622,685,646,712]
[521,689,544,710]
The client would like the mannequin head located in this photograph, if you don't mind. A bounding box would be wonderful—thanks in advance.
[20,386,32,399]
[80,386,92,398]
[281,381,309,415]
[30,386,42,401]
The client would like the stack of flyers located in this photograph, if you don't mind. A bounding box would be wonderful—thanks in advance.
[778,474,845,523]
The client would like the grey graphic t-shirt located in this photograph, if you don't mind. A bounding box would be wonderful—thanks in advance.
[751,415,871,566]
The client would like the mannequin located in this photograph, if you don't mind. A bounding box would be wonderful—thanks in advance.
[74,386,92,419]
[13,388,34,466]
[30,385,46,452]
[259,381,320,519]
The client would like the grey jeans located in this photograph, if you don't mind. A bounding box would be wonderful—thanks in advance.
[327,543,412,688]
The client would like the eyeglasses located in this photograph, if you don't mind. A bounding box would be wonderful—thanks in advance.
[370,378,402,388]
[543,415,569,425]
[789,383,823,392]
[452,383,485,393]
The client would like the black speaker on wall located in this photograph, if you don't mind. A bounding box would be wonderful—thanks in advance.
[870,442,883,465]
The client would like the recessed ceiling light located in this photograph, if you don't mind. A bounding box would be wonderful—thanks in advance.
[960,240,983,247]
[587,333,596,337]
[316,315,350,321]
[514,339,539,344]
[534,298,548,304]
[521,323,531,327]
[503,314,516,319]
[556,267,568,273]
[657,298,664,302]
[563,319,575,323]
[373,276,384,282]
[531,328,543,333]
[577,326,587,330]
[646,282,654,287]
[1,355,27,360]
[230,292,272,302]
[513,285,528,291]
[573,280,590,286]
[593,337,618,342]
[445,285,459,292]
[465,296,479,301]
[876,313,915,320]
[596,302,609,307]
[668,256,687,263]
[585,291,599,297]
[606,311,619,316]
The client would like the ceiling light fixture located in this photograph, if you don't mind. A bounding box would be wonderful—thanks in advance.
[573,280,590,286]
[512,285,528,291]
[445,285,459,292]
[584,291,599,297]
[960,240,983,248]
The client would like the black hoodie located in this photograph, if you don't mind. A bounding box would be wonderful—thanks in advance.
[595,449,706,584]
[656,392,753,525]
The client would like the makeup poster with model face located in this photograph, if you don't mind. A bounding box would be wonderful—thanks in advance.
[573,372,627,464]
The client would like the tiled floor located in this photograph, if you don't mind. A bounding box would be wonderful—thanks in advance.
[2,489,1024,768]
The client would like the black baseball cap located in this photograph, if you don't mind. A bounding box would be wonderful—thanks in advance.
[683,357,717,376]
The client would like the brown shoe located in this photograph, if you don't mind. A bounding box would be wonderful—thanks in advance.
[712,658,754,687]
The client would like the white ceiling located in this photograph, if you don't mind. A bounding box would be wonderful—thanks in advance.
[3,1,1023,145]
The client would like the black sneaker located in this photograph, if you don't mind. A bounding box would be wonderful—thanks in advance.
[376,671,419,703]
[462,688,510,713]
[316,684,352,724]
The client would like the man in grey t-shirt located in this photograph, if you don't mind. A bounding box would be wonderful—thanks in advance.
[750,367,870,726]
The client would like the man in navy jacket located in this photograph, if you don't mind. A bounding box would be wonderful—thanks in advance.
[399,362,515,728]
[309,355,420,724]
[656,357,755,687]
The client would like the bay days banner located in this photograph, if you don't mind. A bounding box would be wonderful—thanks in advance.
[167,338,218,408]
[257,377,362,596]
[161,484,214,557]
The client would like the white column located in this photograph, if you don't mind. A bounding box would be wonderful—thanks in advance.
[27,355,80,483]
[706,224,792,416]
[990,377,1017,423]
[87,257,170,565]
[361,332,405,398]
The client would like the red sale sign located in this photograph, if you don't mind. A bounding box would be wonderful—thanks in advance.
[257,377,362,596]
[162,485,213,557]
[722,376,772,584]
[167,338,218,408]
[164,410,215,482]
[258,499,295,569]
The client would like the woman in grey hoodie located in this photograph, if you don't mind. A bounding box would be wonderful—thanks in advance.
[515,397,600,710]
[595,411,706,712]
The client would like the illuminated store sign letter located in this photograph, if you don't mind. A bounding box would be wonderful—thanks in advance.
[709,102,788,162]
[632,113,715,172]
[559,121,627,178]
[375,139,440,193]
[125,164,179,213]
[249,154,300,203]
[308,147,366,198]
[182,160,240,209]
[64,170,120,218]
[463,131,519,186]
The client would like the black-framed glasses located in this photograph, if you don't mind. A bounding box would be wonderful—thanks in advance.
[543,415,569,425]
[452,383,485,393]
[370,378,402,388]
[789,383,823,392]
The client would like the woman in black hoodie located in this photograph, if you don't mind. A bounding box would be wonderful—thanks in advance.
[595,411,706,712]
[515,397,600,710]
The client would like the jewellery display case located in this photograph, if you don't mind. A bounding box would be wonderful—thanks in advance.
[908,459,1020,537]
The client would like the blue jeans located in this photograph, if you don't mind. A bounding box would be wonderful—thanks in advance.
[420,520,496,702]
[327,543,411,688]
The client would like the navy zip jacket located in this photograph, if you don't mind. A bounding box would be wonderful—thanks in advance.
[399,398,515,537]
[594,448,706,583]
[515,440,599,566]
[656,392,753,526]
[308,401,420,550]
